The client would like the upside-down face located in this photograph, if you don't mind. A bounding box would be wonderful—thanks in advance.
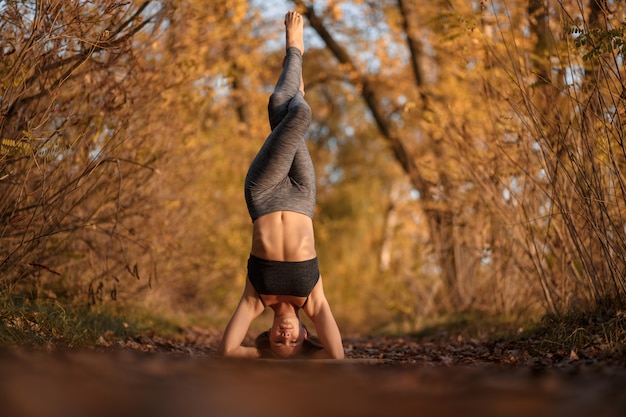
[269,314,308,358]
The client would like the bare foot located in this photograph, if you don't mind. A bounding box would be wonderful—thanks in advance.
[285,10,304,55]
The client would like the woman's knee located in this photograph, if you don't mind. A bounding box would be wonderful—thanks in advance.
[269,91,291,110]
[290,99,311,123]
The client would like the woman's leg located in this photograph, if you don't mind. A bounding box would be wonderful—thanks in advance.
[244,11,314,220]
[245,91,311,191]
[269,10,305,130]
[268,47,303,131]
[246,9,311,193]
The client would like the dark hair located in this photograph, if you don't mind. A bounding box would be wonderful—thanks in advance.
[255,324,324,359]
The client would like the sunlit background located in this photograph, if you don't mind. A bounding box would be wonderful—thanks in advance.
[1,0,625,337]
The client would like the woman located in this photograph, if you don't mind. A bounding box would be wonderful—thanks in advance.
[218,11,344,359]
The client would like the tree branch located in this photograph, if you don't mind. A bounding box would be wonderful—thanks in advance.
[397,0,428,104]
[3,2,158,134]
[293,0,428,194]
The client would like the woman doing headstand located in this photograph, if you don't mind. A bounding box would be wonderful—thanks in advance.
[218,11,344,359]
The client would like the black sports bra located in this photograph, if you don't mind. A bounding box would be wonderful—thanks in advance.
[247,254,320,307]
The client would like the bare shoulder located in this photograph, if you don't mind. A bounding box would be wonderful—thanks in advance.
[303,275,328,317]
[242,276,265,315]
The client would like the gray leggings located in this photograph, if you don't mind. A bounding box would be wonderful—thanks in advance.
[244,47,315,222]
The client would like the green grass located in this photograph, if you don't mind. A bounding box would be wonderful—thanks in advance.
[407,305,626,359]
[0,294,181,348]
[519,305,626,357]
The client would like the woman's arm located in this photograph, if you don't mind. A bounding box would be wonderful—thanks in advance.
[218,278,265,358]
[304,276,345,359]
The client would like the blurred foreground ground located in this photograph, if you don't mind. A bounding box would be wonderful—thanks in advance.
[1,332,625,417]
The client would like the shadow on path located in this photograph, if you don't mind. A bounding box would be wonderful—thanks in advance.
[1,346,625,417]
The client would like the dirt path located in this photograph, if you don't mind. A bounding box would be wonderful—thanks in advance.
[1,332,625,417]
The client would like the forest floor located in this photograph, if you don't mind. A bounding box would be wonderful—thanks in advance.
[1,327,625,417]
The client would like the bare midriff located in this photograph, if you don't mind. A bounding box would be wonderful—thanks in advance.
[251,211,316,261]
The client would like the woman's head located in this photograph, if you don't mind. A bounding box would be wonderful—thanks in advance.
[270,314,307,357]
[256,318,324,359]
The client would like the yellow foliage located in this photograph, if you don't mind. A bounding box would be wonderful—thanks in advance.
[1,138,33,154]
[3,0,624,333]
[231,0,248,25]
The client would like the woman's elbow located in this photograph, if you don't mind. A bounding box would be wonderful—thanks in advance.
[333,349,345,360]
[218,344,259,358]
[315,348,345,360]
[217,342,232,357]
